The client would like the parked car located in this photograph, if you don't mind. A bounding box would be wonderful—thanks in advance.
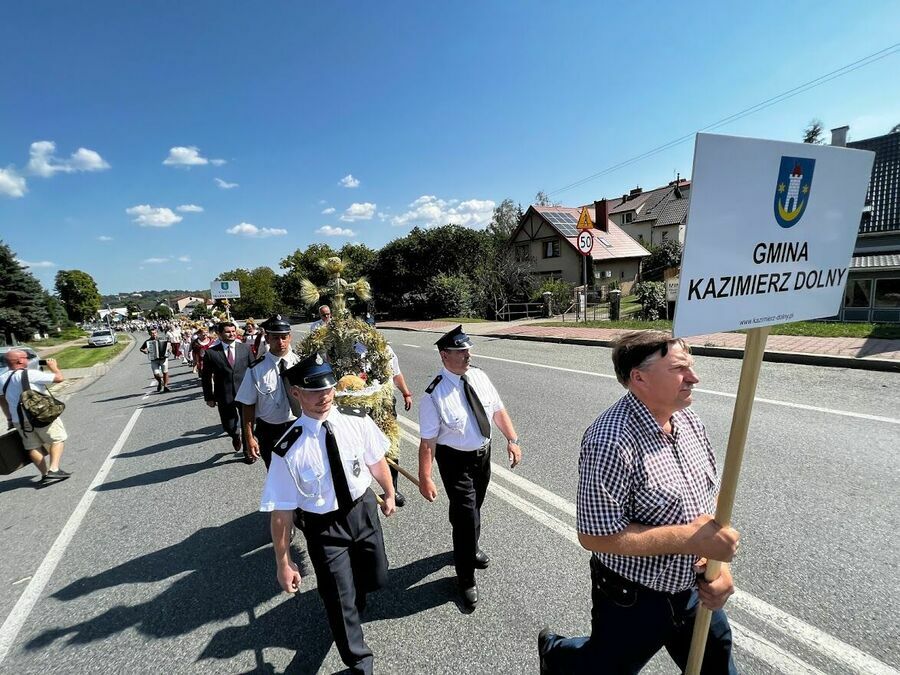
[0,345,41,377]
[88,329,118,347]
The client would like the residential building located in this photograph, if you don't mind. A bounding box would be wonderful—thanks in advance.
[510,200,650,295]
[610,178,691,247]
[175,295,207,313]
[832,125,900,323]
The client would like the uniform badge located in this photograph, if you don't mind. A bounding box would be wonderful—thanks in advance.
[352,459,361,477]
[315,353,324,365]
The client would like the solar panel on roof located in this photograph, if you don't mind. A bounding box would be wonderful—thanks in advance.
[558,224,577,237]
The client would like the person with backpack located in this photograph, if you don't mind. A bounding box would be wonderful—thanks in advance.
[0,351,72,484]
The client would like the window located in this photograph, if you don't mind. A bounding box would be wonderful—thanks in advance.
[843,279,872,308]
[515,244,530,262]
[874,278,900,308]
[662,231,669,241]
[623,212,634,224]
[543,239,560,258]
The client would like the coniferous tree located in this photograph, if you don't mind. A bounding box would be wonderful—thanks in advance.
[0,241,53,343]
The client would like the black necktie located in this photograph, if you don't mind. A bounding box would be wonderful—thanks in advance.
[279,359,303,416]
[461,374,491,438]
[324,421,353,510]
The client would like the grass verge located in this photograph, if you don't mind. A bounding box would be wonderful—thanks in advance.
[529,319,900,339]
[52,336,131,369]
[30,327,88,347]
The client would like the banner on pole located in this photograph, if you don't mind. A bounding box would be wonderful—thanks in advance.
[674,133,874,337]
[211,280,241,299]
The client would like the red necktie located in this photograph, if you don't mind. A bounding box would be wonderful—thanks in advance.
[227,345,235,366]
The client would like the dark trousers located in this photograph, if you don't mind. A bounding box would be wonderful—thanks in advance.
[301,491,389,675]
[253,419,292,470]
[543,557,737,674]
[435,443,491,585]
[217,401,243,441]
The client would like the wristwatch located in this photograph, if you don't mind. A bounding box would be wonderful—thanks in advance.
[508,437,519,445]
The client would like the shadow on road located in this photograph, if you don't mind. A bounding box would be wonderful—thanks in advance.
[27,512,456,673]
[0,474,40,494]
[94,451,243,491]
[114,424,223,460]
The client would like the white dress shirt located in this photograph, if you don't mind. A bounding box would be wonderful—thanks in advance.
[235,351,300,423]
[259,407,390,514]
[418,366,504,450]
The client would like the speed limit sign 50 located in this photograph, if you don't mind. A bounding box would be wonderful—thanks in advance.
[577,230,593,256]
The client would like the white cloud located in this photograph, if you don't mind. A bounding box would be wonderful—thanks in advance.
[97,235,113,241]
[215,177,239,189]
[143,257,170,264]
[162,146,218,167]
[339,174,360,188]
[176,204,204,213]
[340,202,376,222]
[126,204,183,228]
[15,258,55,269]
[391,195,495,229]
[177,255,191,262]
[0,167,26,197]
[226,222,287,238]
[27,140,110,177]
[316,225,356,237]
[321,207,336,215]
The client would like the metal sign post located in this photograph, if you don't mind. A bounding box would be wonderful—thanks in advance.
[576,208,594,324]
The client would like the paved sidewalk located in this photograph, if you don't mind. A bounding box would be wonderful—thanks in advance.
[377,319,900,371]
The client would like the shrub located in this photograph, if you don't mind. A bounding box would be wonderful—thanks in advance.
[633,281,667,320]
[532,279,574,314]
[425,274,474,318]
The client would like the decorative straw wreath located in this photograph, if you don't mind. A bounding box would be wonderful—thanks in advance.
[297,313,400,460]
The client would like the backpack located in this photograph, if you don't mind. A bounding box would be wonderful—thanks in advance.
[3,369,66,430]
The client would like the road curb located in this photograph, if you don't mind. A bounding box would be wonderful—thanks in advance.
[381,325,900,373]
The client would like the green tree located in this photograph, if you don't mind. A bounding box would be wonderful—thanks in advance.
[125,301,142,318]
[0,241,53,343]
[803,119,825,144]
[190,304,212,320]
[488,198,523,239]
[634,281,667,320]
[147,303,173,320]
[55,269,101,322]
[217,266,281,318]
[534,190,557,207]
[425,273,474,318]
[44,294,69,329]
[640,240,683,281]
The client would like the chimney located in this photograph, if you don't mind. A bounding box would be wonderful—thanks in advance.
[621,194,628,204]
[594,199,609,232]
[831,125,849,147]
[629,186,643,197]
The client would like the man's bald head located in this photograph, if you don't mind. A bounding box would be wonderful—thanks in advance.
[4,349,27,369]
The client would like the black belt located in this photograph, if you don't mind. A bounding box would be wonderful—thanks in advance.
[436,442,490,457]
[301,492,366,521]
[590,557,693,602]
[255,418,291,429]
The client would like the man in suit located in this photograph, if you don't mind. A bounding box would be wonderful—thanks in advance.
[202,321,253,454]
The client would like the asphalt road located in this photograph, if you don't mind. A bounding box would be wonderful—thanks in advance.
[1,327,898,674]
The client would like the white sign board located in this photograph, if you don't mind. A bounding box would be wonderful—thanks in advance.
[211,280,241,299]
[665,278,679,302]
[577,230,594,256]
[674,133,874,337]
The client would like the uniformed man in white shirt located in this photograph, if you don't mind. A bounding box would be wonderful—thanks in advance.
[260,352,396,675]
[236,315,300,468]
[417,325,522,611]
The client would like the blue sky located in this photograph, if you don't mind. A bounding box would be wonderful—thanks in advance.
[2,1,898,295]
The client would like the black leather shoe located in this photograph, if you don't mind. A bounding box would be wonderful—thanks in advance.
[538,627,556,675]
[459,582,478,611]
[474,549,489,569]
[394,490,406,508]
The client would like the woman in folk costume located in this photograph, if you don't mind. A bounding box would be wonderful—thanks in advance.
[191,323,214,376]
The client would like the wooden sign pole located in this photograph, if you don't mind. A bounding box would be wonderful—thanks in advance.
[685,326,770,674]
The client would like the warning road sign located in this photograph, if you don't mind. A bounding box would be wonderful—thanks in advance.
[576,207,594,230]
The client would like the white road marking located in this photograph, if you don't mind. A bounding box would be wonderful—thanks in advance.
[465,353,900,426]
[729,621,827,675]
[10,578,30,587]
[0,407,143,665]
[395,414,898,674]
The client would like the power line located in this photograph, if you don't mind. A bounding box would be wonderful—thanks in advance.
[548,43,900,196]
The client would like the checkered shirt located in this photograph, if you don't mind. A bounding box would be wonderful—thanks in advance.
[577,392,720,593]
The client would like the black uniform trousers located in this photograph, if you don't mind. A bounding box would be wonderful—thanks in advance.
[253,418,293,470]
[217,401,243,443]
[435,443,491,586]
[301,491,388,675]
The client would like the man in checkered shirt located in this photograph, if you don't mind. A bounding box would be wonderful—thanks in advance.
[539,331,740,674]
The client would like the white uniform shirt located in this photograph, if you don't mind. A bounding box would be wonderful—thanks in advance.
[418,366,504,450]
[1,369,55,426]
[235,351,300,423]
[353,343,401,378]
[259,407,390,514]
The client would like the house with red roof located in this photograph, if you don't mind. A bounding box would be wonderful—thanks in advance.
[509,200,650,294]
